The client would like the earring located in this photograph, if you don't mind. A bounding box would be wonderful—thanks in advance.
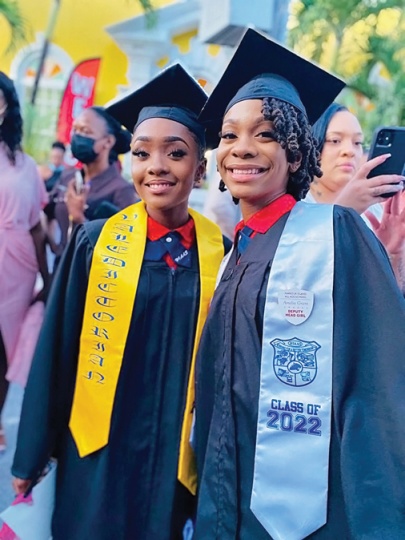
[219,179,227,192]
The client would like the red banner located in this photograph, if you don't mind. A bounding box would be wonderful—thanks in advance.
[56,58,101,144]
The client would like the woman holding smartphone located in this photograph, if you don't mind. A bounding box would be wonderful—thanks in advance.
[194,29,405,540]
[309,102,405,289]
[12,64,229,540]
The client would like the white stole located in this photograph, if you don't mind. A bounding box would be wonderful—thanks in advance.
[251,202,335,540]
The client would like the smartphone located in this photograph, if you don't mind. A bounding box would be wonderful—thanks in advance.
[74,170,85,194]
[367,126,405,198]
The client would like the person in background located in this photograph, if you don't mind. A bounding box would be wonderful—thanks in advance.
[308,102,405,289]
[193,29,405,540]
[0,72,49,452]
[38,141,67,195]
[38,141,68,265]
[12,64,230,540]
[49,106,137,264]
[203,151,241,239]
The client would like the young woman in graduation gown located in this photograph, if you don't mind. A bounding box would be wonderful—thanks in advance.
[193,29,405,540]
[11,64,229,540]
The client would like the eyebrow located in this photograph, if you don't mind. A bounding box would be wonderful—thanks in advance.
[223,116,272,127]
[327,130,363,137]
[133,135,190,147]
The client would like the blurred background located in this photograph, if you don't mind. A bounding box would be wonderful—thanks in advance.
[1,0,403,165]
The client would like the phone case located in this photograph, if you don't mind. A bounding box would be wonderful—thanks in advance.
[74,170,84,194]
[367,126,405,178]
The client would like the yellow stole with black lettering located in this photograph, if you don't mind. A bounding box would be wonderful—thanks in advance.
[69,201,224,495]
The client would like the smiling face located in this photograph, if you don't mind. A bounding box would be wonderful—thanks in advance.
[217,99,291,219]
[131,117,205,227]
[318,110,364,195]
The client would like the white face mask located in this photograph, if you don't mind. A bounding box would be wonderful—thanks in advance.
[0,104,6,125]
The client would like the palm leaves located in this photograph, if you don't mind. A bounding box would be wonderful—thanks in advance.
[128,0,156,27]
[0,0,26,52]
[137,0,154,11]
[0,0,156,54]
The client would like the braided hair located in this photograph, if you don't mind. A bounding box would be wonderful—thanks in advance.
[0,72,23,165]
[219,97,322,201]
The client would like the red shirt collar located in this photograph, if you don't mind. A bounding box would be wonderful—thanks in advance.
[147,215,195,249]
[234,194,296,237]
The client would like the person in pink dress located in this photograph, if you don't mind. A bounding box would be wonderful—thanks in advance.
[0,72,49,451]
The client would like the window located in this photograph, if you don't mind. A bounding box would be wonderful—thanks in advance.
[10,39,73,161]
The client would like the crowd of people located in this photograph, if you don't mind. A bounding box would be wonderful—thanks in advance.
[1,26,405,540]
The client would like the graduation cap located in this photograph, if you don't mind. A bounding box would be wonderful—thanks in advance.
[199,28,346,149]
[105,64,208,147]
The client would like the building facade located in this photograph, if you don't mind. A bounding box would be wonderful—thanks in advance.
[0,0,290,161]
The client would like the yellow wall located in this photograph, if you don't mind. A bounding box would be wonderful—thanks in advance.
[0,0,176,105]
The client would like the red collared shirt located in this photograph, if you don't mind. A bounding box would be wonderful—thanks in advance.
[147,216,195,269]
[234,194,296,239]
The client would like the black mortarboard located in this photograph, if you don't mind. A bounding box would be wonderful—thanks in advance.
[105,64,208,147]
[199,28,346,149]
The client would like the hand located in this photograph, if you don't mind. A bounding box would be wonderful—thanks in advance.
[12,477,31,495]
[365,192,405,257]
[38,164,53,182]
[65,179,89,224]
[31,282,51,305]
[334,154,405,215]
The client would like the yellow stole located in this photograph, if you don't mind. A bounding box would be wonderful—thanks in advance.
[69,201,224,495]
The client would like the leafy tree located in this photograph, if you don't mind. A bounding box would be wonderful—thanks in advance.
[288,0,405,132]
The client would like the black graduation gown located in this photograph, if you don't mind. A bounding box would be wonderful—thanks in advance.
[194,206,405,540]
[12,218,226,540]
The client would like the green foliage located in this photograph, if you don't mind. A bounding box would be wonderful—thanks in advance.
[137,0,154,10]
[0,0,27,52]
[128,0,157,28]
[288,0,405,136]
[292,0,401,32]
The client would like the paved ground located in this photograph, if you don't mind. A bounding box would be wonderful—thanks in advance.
[0,384,24,517]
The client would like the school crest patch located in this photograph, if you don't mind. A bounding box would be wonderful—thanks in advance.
[271,337,320,387]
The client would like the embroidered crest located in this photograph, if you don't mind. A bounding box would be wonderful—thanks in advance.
[271,337,320,387]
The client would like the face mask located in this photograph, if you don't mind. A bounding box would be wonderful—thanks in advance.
[0,104,7,126]
[49,163,64,173]
[71,134,98,164]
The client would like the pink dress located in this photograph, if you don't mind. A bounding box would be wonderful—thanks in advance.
[0,144,47,380]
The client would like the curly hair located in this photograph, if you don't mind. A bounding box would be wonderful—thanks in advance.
[219,97,322,201]
[0,72,23,165]
[261,97,322,200]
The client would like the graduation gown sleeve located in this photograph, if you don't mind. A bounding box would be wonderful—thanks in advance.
[329,206,405,538]
[11,222,99,481]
